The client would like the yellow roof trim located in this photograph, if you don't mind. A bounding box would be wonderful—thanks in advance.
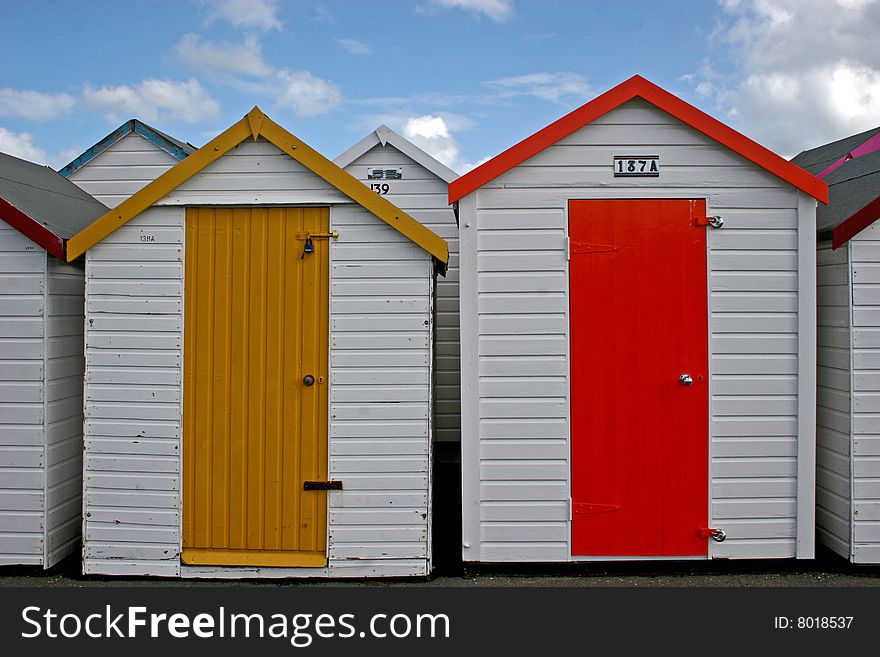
[66,107,449,264]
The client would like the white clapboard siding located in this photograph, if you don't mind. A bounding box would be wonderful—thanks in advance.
[816,240,852,559]
[83,138,433,577]
[67,132,182,208]
[460,98,815,562]
[44,258,85,566]
[849,225,880,563]
[0,224,46,566]
[83,206,184,576]
[340,143,460,444]
[0,224,84,568]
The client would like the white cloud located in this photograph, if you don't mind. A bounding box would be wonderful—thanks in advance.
[484,71,592,104]
[275,70,343,117]
[420,0,514,22]
[460,154,492,173]
[335,38,372,55]
[200,0,281,31]
[0,89,75,121]
[175,33,272,77]
[402,114,474,172]
[0,127,50,164]
[83,78,220,124]
[697,0,880,155]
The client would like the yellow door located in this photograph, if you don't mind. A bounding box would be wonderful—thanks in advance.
[182,207,330,567]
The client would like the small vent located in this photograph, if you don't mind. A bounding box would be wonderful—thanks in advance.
[367,167,403,180]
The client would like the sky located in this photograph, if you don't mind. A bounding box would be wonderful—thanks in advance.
[1,0,879,173]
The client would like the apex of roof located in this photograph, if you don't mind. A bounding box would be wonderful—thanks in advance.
[449,74,827,204]
[58,118,197,178]
[335,124,459,184]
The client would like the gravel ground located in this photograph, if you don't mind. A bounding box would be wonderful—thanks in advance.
[2,548,879,587]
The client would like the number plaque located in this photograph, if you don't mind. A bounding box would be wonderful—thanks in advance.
[613,155,660,177]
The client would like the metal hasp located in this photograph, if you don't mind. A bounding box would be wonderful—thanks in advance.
[679,373,694,386]
[297,230,339,240]
[696,215,723,228]
[699,527,727,542]
[303,481,343,491]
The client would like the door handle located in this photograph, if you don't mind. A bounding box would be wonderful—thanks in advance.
[679,373,694,386]
[303,375,315,386]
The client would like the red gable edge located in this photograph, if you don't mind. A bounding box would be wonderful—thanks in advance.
[832,195,880,249]
[449,75,828,204]
[0,197,65,260]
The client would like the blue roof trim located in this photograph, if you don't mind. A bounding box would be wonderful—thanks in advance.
[133,121,193,162]
[58,119,193,178]
[57,120,134,178]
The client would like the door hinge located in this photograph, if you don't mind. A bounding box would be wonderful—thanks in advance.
[572,502,621,515]
[303,480,343,491]
[696,215,723,228]
[569,241,620,256]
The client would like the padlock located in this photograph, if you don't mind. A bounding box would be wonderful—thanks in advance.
[301,236,314,258]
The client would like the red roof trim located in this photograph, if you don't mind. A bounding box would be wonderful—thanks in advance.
[831,194,880,249]
[0,197,65,260]
[449,75,828,204]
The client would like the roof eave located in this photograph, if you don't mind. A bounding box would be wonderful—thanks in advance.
[448,74,828,204]
[831,194,880,249]
[58,119,193,178]
[66,108,449,264]
[0,197,65,260]
[336,125,459,184]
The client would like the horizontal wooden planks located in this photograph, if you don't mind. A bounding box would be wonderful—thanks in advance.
[83,195,434,576]
[849,232,880,561]
[341,144,460,446]
[0,226,46,565]
[464,98,805,561]
[67,133,182,209]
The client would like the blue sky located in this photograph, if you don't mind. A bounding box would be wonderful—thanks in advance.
[1,0,879,171]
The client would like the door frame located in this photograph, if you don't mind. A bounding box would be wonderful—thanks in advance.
[178,204,334,570]
[562,193,714,561]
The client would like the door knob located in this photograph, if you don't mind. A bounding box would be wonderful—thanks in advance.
[679,374,694,386]
[303,375,315,386]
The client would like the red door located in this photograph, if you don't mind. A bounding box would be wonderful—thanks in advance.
[569,199,708,557]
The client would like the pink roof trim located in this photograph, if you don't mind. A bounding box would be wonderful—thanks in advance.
[818,131,880,179]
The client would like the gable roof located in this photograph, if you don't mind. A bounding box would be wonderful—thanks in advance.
[792,127,880,247]
[335,124,459,183]
[448,74,828,204]
[58,119,197,178]
[792,125,880,176]
[65,107,449,265]
[0,151,108,260]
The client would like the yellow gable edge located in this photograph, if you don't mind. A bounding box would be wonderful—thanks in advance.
[66,108,449,264]
[65,117,251,261]
[258,116,448,263]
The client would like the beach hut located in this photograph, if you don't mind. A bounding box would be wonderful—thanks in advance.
[59,119,195,208]
[449,75,827,563]
[0,152,107,567]
[793,127,880,564]
[68,107,448,578]
[334,125,461,564]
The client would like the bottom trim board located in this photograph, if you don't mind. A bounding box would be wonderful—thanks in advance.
[181,548,327,568]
